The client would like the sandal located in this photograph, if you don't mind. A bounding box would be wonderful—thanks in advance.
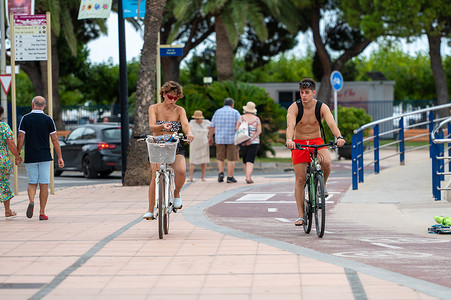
[295,217,306,226]
[5,210,17,219]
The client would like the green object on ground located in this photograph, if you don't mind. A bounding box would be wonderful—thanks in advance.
[434,216,451,226]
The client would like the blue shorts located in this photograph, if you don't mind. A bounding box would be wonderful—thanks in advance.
[25,161,51,184]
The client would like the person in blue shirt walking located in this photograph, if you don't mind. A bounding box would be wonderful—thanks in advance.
[208,98,241,183]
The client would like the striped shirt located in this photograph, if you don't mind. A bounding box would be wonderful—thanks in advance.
[210,105,241,144]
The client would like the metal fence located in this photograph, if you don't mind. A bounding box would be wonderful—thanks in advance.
[351,103,451,201]
[431,117,451,201]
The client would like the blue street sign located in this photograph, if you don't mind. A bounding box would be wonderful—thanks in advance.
[122,0,146,18]
[330,70,344,91]
[160,47,183,57]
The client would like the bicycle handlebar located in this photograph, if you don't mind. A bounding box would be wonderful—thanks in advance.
[133,132,190,143]
[294,141,337,151]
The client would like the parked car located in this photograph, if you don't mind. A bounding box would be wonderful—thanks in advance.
[55,123,132,178]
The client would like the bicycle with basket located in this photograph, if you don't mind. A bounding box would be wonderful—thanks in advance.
[295,141,336,238]
[135,133,187,239]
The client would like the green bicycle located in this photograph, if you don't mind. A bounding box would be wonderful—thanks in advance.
[295,142,336,238]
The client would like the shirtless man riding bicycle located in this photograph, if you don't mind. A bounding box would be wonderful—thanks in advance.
[285,78,345,226]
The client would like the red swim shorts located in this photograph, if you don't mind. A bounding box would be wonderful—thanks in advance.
[291,137,325,165]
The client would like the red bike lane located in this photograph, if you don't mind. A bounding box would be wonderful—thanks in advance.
[204,162,451,290]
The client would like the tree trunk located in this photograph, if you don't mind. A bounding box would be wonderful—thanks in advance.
[161,57,181,82]
[215,15,234,82]
[427,33,449,118]
[123,0,167,186]
[50,32,64,130]
[310,6,331,105]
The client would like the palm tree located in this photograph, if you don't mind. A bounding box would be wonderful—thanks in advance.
[175,0,298,81]
[19,0,107,129]
[124,0,167,186]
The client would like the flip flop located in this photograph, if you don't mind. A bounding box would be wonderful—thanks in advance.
[5,210,17,219]
[26,202,34,219]
[295,217,306,226]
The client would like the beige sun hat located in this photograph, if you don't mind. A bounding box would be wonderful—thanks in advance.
[243,102,257,114]
[191,110,205,119]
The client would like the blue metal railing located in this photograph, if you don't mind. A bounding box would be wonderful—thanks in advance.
[431,117,451,201]
[352,103,451,194]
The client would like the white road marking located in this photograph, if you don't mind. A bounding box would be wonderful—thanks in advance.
[275,218,291,223]
[236,193,275,201]
[244,191,293,194]
[224,201,296,204]
[268,208,278,212]
[371,243,403,249]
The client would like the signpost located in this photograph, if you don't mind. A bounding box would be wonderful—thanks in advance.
[10,13,53,195]
[156,35,183,103]
[330,70,343,128]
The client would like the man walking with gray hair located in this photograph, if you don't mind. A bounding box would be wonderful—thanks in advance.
[208,98,241,183]
[17,96,64,221]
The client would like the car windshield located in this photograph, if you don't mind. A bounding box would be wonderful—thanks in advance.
[102,128,132,141]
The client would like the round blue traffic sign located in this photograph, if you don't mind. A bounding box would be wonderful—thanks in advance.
[330,70,343,91]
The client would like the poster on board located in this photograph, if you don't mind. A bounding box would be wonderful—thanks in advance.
[5,0,35,25]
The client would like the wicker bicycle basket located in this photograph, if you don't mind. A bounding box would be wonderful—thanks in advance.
[146,140,178,164]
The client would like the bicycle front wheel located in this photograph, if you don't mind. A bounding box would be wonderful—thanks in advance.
[158,173,165,239]
[303,181,312,234]
[164,173,172,235]
[314,174,326,238]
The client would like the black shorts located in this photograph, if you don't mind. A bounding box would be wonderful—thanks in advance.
[240,144,259,164]
[176,143,185,156]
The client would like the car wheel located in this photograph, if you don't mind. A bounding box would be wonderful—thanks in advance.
[98,170,113,177]
[54,170,63,176]
[82,155,97,178]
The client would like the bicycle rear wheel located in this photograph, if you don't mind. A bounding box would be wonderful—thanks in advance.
[314,174,326,238]
[158,173,165,239]
[303,181,312,234]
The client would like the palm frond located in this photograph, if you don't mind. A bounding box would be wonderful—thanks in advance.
[60,6,77,56]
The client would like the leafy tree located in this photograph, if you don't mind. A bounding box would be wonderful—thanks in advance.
[124,0,167,186]
[291,0,372,106]
[175,0,299,82]
[18,0,107,129]
[341,0,450,115]
[353,45,436,100]
[160,0,215,82]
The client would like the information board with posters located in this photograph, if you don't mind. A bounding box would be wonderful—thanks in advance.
[13,14,47,61]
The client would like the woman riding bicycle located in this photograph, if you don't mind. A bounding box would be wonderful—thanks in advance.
[142,81,194,219]
[286,78,345,226]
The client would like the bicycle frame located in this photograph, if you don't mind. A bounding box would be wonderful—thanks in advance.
[134,132,186,239]
[295,142,335,238]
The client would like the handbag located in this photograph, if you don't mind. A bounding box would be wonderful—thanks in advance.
[234,120,251,145]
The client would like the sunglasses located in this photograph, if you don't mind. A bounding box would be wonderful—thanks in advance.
[166,94,179,101]
[299,81,314,89]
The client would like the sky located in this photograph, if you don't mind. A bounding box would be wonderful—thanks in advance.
[87,13,450,65]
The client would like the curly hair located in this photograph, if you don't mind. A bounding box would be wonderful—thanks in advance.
[160,81,184,101]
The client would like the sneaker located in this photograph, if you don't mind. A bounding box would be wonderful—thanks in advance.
[39,214,48,221]
[26,202,34,219]
[227,176,237,183]
[324,187,329,198]
[173,197,182,209]
[142,211,156,220]
[218,172,224,182]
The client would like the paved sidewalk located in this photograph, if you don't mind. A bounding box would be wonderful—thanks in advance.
[0,149,449,299]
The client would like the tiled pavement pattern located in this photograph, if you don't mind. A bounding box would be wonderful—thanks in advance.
[0,149,449,299]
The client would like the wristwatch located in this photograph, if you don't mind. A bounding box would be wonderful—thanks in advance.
[337,136,344,140]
